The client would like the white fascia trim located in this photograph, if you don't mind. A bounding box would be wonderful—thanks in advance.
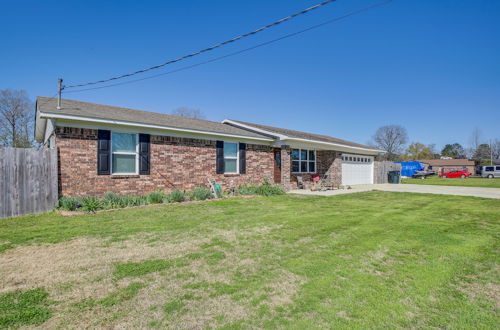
[222,119,384,154]
[40,112,274,142]
[285,138,384,154]
[221,119,288,140]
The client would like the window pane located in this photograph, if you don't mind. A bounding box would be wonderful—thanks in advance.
[224,159,237,173]
[300,150,307,160]
[301,161,307,172]
[292,161,300,172]
[224,142,238,158]
[309,161,315,173]
[309,150,315,160]
[112,132,136,152]
[292,149,299,160]
[112,154,136,173]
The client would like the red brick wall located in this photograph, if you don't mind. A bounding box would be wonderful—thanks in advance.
[55,127,275,197]
[280,147,342,189]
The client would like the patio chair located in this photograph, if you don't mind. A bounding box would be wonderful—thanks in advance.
[296,175,306,189]
[319,174,335,190]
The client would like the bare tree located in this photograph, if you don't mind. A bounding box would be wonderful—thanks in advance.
[492,139,500,159]
[0,89,34,148]
[171,107,206,119]
[466,127,482,158]
[372,125,408,160]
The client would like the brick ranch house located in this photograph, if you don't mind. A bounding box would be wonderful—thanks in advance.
[418,159,476,175]
[34,97,383,197]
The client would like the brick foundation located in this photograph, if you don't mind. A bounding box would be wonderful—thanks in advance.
[56,127,275,197]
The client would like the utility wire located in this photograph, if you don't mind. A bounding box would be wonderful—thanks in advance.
[64,0,338,89]
[63,0,392,94]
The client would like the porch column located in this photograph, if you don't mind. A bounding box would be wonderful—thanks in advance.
[280,145,292,190]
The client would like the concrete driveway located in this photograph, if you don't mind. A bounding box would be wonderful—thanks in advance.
[289,183,500,199]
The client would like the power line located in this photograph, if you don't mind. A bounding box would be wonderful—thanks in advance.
[63,0,392,94]
[63,0,338,89]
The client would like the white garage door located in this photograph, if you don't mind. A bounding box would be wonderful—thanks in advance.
[342,154,374,186]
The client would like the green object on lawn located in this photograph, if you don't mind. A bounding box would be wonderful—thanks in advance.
[214,184,221,193]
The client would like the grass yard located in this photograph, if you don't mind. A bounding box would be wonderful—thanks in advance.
[0,192,499,328]
[403,175,500,188]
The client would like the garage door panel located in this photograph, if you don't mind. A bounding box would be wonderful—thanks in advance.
[342,154,373,186]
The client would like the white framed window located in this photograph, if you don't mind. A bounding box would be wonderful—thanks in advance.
[111,132,139,175]
[223,142,239,174]
[292,149,316,173]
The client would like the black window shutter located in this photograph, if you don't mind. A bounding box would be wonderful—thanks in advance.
[239,143,246,174]
[139,133,150,175]
[97,130,111,175]
[216,140,224,174]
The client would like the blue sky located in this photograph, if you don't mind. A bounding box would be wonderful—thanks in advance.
[1,0,499,150]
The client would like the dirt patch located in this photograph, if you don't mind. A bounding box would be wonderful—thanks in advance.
[0,222,292,328]
[460,281,500,309]
[0,235,211,297]
[264,270,306,308]
[358,246,396,278]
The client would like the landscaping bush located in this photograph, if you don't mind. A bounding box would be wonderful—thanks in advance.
[168,190,185,203]
[57,187,214,213]
[146,191,167,204]
[190,187,212,201]
[81,196,104,212]
[126,196,148,207]
[103,192,124,209]
[237,185,258,196]
[58,196,81,211]
[238,182,285,196]
[255,183,285,196]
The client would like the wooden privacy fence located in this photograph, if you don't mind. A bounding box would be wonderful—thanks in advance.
[374,161,402,184]
[0,147,58,218]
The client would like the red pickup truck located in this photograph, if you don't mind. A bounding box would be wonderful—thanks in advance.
[441,170,471,178]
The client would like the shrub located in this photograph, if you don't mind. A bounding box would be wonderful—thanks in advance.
[237,185,258,196]
[239,181,285,196]
[126,196,148,207]
[103,192,124,209]
[255,184,285,196]
[81,196,103,212]
[190,187,212,201]
[146,191,167,204]
[58,197,81,211]
[169,190,185,203]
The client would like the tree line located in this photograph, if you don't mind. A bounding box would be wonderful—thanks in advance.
[372,125,500,162]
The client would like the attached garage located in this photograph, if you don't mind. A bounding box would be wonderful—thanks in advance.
[341,154,374,186]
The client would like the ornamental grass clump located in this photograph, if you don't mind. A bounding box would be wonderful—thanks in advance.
[238,181,285,196]
[168,190,185,203]
[146,191,167,204]
[190,187,212,201]
[58,196,82,211]
[81,196,104,212]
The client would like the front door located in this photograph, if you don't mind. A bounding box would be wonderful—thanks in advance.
[274,149,281,183]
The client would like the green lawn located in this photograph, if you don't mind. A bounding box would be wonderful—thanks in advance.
[0,192,499,328]
[403,175,500,188]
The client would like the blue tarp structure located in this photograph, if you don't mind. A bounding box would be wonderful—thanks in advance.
[394,161,424,177]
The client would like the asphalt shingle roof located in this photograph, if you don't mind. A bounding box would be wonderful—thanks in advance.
[37,97,270,140]
[226,119,379,151]
[418,159,475,166]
